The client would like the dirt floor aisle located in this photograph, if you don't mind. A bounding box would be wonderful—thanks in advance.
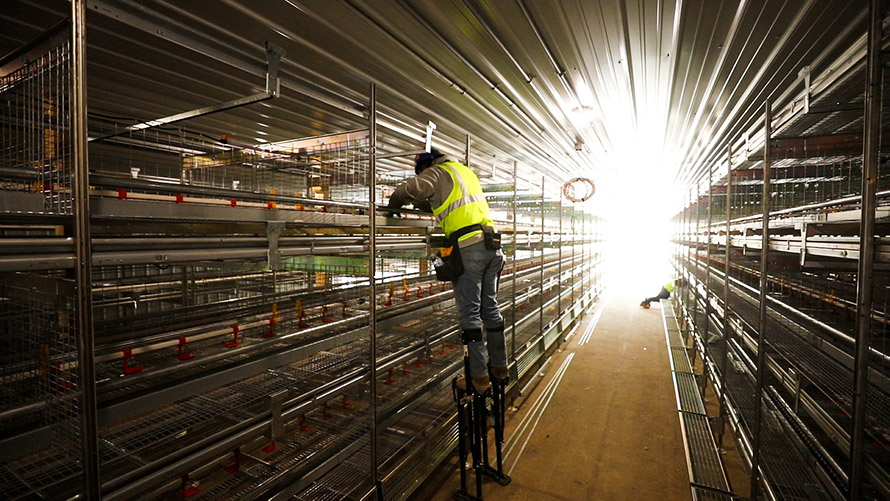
[420,293,690,501]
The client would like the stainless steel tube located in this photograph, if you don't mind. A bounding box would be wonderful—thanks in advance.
[72,1,101,497]
[751,100,772,500]
[850,1,882,497]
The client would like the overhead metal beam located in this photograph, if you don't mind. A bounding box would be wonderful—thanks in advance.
[89,41,284,142]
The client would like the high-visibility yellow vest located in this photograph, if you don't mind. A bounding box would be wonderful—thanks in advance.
[665,281,675,293]
[432,161,494,242]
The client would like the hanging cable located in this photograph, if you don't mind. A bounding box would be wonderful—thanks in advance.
[562,177,596,202]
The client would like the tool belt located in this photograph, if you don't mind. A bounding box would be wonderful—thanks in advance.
[433,225,501,282]
[448,224,501,250]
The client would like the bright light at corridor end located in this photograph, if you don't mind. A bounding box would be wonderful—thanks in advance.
[591,158,678,297]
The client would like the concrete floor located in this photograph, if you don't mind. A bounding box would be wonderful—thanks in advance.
[416,293,693,500]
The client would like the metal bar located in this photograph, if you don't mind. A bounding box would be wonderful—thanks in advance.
[465,133,471,166]
[850,1,882,497]
[89,42,283,142]
[693,186,700,367]
[88,174,371,210]
[726,189,890,224]
[570,203,575,317]
[557,198,563,325]
[0,19,69,70]
[751,99,772,500]
[90,91,272,142]
[368,82,380,498]
[685,190,692,344]
[540,177,545,336]
[718,144,733,450]
[703,162,713,393]
[72,1,100,498]
[512,161,518,370]
[374,148,427,160]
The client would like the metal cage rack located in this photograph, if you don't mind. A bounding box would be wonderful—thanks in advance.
[0,10,603,500]
[672,9,890,500]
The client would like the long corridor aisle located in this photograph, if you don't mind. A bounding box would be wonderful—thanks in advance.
[423,293,690,500]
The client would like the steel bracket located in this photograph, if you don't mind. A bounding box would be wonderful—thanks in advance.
[373,121,437,160]
[90,40,285,142]
[799,223,809,266]
[268,390,288,441]
[798,65,811,114]
[265,41,284,97]
[267,222,284,271]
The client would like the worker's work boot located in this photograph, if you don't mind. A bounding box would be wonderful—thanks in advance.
[490,366,509,382]
[639,301,650,309]
[455,374,491,393]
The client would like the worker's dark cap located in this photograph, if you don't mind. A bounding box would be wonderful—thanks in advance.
[414,148,445,174]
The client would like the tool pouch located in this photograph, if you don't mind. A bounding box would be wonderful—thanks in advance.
[434,245,464,281]
[483,229,502,250]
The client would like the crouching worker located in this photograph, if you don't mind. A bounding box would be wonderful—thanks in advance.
[387,148,507,394]
[640,278,685,309]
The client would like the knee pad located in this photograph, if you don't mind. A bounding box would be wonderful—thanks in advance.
[460,328,483,344]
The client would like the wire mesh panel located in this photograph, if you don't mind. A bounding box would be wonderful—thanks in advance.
[0,25,88,501]
[0,273,82,499]
[0,32,72,214]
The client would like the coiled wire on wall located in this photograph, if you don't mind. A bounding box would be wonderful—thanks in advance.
[562,177,595,202]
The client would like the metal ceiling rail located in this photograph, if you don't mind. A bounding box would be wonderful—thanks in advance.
[461,0,606,161]
[308,0,582,181]
[86,0,363,117]
[88,41,284,143]
[670,0,748,175]
[676,0,822,190]
[83,0,475,176]
[217,0,573,182]
[677,4,870,192]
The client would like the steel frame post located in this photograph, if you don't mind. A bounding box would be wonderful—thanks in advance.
[511,162,518,376]
[684,190,692,343]
[72,1,100,498]
[368,82,380,498]
[584,213,587,295]
[850,0,882,497]
[718,144,733,449]
[679,195,685,330]
[557,198,562,327]
[465,134,471,165]
[570,203,575,316]
[751,100,772,500]
[591,214,595,295]
[539,177,545,337]
[583,213,588,298]
[701,164,714,395]
[692,187,701,366]
[592,214,596,295]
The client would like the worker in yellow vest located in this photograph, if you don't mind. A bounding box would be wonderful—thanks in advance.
[388,149,506,394]
[640,278,685,309]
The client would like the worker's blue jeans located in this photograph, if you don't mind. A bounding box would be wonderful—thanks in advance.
[453,241,507,378]
[643,287,671,306]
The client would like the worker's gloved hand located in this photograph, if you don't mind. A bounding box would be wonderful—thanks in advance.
[383,204,402,218]
[414,200,432,213]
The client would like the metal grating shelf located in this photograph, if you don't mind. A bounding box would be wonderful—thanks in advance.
[676,372,706,414]
[691,485,737,500]
[682,412,729,491]
[671,346,694,373]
